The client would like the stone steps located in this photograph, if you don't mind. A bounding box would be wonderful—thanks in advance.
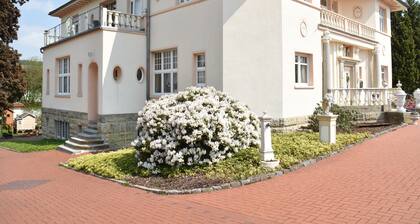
[57,122,110,154]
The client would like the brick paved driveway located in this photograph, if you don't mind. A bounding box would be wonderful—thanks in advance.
[1,126,420,224]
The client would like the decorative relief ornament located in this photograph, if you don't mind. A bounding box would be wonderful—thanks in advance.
[353,6,362,19]
[300,21,308,37]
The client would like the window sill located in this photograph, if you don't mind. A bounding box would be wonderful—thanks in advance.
[55,94,71,98]
[294,84,314,89]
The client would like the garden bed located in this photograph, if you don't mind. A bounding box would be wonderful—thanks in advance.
[65,132,372,191]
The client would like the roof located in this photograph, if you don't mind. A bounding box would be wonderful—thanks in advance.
[15,113,36,120]
[49,0,92,17]
[13,102,25,108]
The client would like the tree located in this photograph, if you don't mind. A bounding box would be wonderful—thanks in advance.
[21,58,42,108]
[391,2,419,94]
[405,0,420,82]
[0,0,28,114]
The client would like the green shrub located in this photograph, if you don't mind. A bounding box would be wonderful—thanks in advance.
[307,103,359,132]
[272,132,370,168]
[66,149,146,179]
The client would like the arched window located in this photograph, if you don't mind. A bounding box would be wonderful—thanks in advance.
[113,66,122,81]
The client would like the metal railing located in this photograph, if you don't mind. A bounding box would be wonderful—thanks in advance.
[320,9,376,40]
[44,6,145,46]
[331,88,397,106]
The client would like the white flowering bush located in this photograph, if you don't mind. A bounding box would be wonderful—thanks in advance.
[132,87,260,172]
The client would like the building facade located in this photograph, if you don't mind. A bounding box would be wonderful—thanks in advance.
[41,0,407,151]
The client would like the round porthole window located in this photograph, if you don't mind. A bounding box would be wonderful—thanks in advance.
[137,67,144,82]
[113,66,122,81]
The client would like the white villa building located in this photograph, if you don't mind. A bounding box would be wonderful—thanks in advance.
[41,0,407,152]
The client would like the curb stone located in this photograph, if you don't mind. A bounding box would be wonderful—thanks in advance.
[60,124,406,195]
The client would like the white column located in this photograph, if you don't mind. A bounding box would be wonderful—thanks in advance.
[374,44,382,88]
[322,31,333,95]
[259,113,279,169]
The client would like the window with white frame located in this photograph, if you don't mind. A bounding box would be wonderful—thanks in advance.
[381,65,389,86]
[154,49,178,94]
[195,54,206,86]
[295,53,311,85]
[177,0,192,5]
[58,57,71,95]
[379,7,387,33]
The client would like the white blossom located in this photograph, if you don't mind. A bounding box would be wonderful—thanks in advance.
[132,87,260,171]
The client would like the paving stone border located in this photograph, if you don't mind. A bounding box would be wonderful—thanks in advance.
[60,124,407,195]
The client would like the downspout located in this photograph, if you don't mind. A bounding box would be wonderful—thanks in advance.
[146,0,151,100]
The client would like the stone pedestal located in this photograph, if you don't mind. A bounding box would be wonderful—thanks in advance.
[318,114,338,144]
[259,114,280,169]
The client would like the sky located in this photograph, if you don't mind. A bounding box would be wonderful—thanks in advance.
[12,0,68,60]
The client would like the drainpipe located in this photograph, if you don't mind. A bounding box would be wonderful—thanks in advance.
[146,0,151,100]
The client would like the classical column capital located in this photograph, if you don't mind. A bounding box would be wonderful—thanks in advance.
[322,31,332,43]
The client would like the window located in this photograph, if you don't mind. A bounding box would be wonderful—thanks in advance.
[55,120,70,140]
[113,66,122,81]
[381,66,389,87]
[295,53,312,86]
[379,7,387,33]
[58,57,71,95]
[102,1,116,10]
[154,49,178,94]
[137,67,144,82]
[46,69,50,95]
[130,0,144,15]
[177,0,192,5]
[344,46,353,57]
[195,54,206,86]
[77,64,82,97]
[321,0,338,13]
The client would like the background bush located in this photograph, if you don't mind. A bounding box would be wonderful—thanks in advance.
[307,103,359,132]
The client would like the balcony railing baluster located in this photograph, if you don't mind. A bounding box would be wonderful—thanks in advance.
[43,6,145,47]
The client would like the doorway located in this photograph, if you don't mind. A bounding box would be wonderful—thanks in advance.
[88,63,98,122]
[344,66,355,89]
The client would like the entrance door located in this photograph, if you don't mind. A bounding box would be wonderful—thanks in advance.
[88,63,98,122]
[344,66,355,88]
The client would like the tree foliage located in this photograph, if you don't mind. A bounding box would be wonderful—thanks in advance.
[391,0,420,94]
[0,0,28,113]
[21,59,42,108]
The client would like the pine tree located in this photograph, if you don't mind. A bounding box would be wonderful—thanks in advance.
[0,0,28,113]
[391,3,419,94]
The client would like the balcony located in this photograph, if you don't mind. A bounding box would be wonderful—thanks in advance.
[44,6,146,47]
[320,9,376,41]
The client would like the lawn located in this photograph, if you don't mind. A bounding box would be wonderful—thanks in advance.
[66,132,370,189]
[0,138,65,153]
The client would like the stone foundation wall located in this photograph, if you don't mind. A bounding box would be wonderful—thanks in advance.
[271,116,309,132]
[98,113,138,149]
[342,106,386,123]
[42,108,88,139]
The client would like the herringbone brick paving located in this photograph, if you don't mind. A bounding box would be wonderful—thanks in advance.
[1,125,420,223]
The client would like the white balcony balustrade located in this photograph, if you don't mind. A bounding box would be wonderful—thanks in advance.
[331,88,397,107]
[320,9,376,41]
[44,6,145,46]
